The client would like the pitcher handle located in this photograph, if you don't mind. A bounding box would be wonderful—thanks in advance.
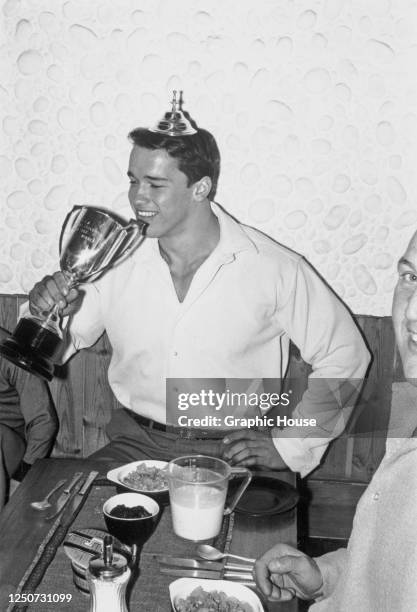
[224,467,252,516]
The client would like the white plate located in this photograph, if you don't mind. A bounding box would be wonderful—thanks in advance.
[107,460,169,493]
[169,578,264,612]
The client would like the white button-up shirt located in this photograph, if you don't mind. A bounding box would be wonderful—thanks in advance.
[60,203,370,476]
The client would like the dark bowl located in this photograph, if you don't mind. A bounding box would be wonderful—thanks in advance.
[103,492,160,547]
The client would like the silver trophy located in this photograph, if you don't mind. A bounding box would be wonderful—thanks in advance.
[0,206,147,380]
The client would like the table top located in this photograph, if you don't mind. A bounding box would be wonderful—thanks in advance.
[0,458,298,612]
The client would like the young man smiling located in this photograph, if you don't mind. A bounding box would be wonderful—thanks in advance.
[26,94,369,476]
[126,129,221,302]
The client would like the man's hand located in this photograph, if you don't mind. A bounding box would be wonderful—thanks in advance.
[255,543,323,601]
[222,429,287,469]
[29,272,81,318]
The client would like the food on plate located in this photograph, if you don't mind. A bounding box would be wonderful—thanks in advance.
[109,504,152,519]
[122,463,168,491]
[174,586,254,612]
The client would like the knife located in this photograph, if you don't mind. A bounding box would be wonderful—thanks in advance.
[45,472,83,520]
[159,567,255,585]
[60,471,99,523]
[158,556,253,572]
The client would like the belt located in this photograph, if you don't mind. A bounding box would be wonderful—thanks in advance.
[128,411,167,432]
[128,410,221,440]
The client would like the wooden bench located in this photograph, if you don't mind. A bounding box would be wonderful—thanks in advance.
[0,294,405,539]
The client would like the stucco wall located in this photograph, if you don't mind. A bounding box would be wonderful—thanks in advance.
[1,0,416,315]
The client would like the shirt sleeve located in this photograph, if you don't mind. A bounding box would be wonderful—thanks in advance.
[59,283,105,362]
[313,548,348,600]
[272,258,370,477]
[7,362,58,465]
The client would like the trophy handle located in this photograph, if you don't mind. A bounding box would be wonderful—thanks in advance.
[59,206,86,255]
[121,219,147,257]
[83,219,146,282]
[106,219,147,268]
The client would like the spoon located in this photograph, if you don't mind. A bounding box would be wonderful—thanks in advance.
[30,479,67,511]
[197,544,255,564]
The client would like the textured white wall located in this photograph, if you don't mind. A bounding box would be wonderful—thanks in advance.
[0,0,416,314]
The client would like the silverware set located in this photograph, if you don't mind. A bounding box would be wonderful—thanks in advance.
[30,472,257,588]
[158,555,255,586]
[30,471,99,521]
[196,543,255,564]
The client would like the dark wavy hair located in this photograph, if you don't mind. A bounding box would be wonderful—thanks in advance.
[128,128,221,200]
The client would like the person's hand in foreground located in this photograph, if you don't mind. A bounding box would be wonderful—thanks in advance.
[255,543,323,601]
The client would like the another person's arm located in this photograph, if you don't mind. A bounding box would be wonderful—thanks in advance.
[7,361,58,467]
[255,542,348,603]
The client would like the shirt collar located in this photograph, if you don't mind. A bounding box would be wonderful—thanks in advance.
[137,201,258,264]
[210,201,258,261]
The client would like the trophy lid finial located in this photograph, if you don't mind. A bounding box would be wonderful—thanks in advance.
[149,90,197,136]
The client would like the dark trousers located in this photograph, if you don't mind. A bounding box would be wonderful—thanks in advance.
[89,408,224,462]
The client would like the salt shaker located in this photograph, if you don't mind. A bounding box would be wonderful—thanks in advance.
[87,535,131,612]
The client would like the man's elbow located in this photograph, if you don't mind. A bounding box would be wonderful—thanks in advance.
[44,423,58,454]
[44,412,59,439]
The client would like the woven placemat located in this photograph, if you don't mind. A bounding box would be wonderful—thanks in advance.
[6,477,109,612]
[10,481,234,612]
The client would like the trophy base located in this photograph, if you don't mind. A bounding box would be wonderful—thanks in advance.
[0,338,54,381]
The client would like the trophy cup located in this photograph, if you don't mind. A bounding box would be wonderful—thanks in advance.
[0,206,147,380]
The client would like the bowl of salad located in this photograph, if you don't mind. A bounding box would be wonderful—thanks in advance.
[169,578,264,612]
[107,460,169,502]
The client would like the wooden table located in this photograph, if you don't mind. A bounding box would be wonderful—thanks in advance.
[0,459,298,611]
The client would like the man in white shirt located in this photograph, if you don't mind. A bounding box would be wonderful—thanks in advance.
[254,230,417,610]
[27,95,369,477]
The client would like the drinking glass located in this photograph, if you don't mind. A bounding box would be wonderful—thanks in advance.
[167,455,252,541]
